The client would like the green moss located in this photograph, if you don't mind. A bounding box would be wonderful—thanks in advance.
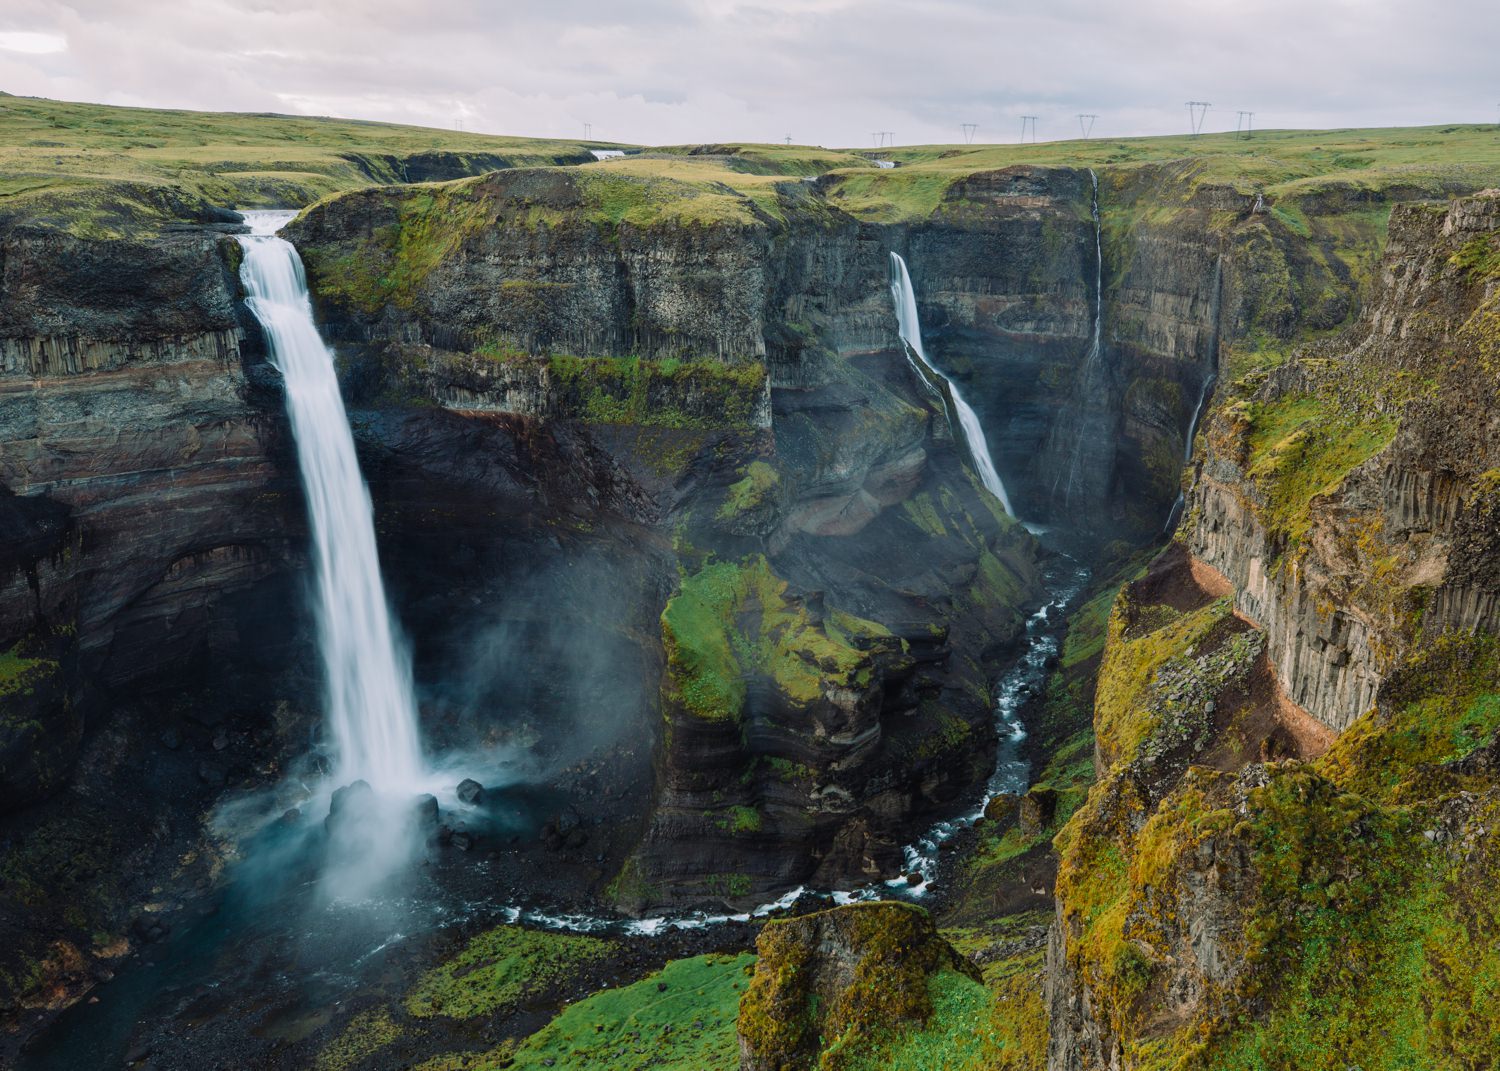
[832,970,1012,1071]
[1451,233,1500,280]
[1242,392,1399,545]
[718,805,763,835]
[716,460,780,520]
[404,926,617,1020]
[542,352,767,430]
[1091,593,1235,767]
[423,954,754,1071]
[659,556,879,722]
[0,642,58,701]
[316,1008,403,1071]
[739,902,979,1071]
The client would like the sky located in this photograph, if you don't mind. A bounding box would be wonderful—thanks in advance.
[1,0,1497,147]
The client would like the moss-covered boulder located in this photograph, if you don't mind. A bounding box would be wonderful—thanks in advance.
[736,901,980,1071]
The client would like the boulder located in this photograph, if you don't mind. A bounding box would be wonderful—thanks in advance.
[456,778,484,805]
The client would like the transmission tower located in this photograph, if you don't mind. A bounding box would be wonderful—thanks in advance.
[785,135,792,145]
[583,122,592,139]
[962,123,978,144]
[1020,116,1038,143]
[1236,111,1255,139]
[1077,113,1098,139]
[1185,101,1211,136]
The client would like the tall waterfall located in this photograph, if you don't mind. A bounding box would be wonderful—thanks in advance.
[236,211,425,793]
[1054,169,1106,508]
[888,252,1014,516]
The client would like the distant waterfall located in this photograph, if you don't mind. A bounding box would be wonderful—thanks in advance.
[1162,372,1218,533]
[1163,254,1225,535]
[888,252,1014,516]
[236,211,425,793]
[1055,169,1106,508]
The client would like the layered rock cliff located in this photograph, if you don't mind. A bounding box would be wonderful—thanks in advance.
[1046,191,1500,1068]
[287,167,1050,907]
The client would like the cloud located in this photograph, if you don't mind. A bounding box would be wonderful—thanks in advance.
[0,30,66,54]
[0,0,1496,144]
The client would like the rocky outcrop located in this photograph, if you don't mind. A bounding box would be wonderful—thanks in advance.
[1187,193,1500,733]
[1046,192,1500,1069]
[738,901,979,1071]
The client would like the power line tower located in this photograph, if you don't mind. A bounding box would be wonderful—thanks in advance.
[785,135,792,145]
[583,122,592,140]
[1020,116,1038,143]
[1236,111,1255,139]
[879,131,895,148]
[962,123,977,144]
[1077,113,1098,139]
[1185,101,1211,136]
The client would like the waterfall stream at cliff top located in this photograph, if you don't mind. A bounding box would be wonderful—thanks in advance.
[888,252,1014,515]
[236,211,425,793]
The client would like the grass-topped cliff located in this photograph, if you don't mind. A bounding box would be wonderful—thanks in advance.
[0,92,607,235]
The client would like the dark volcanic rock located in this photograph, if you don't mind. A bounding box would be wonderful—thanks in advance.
[455,778,483,805]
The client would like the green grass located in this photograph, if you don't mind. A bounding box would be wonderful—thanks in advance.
[1241,393,1399,544]
[833,970,1013,1071]
[505,953,754,1071]
[0,91,606,233]
[403,926,617,1020]
[824,124,1500,222]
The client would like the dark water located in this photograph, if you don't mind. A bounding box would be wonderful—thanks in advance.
[17,784,568,1070]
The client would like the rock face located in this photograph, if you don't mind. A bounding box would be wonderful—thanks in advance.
[0,227,304,809]
[1045,193,1500,1068]
[291,172,1050,906]
[737,901,980,1071]
[1188,194,1500,733]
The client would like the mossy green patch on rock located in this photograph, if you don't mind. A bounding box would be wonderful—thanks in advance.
[507,953,753,1071]
[1240,391,1398,546]
[659,556,885,722]
[316,1007,404,1071]
[737,901,981,1071]
[717,460,780,520]
[404,925,618,1020]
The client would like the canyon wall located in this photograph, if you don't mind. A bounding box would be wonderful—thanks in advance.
[1046,191,1500,1069]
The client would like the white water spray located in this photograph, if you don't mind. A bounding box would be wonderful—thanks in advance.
[888,252,1014,515]
[236,211,425,794]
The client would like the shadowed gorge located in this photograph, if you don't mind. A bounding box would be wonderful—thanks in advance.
[3,89,1500,1071]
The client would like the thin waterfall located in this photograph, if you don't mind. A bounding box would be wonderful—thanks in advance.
[1055,168,1106,508]
[1161,371,1218,533]
[236,211,425,793]
[888,252,1014,516]
[1163,255,1225,535]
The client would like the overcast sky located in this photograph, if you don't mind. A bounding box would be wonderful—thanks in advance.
[1,1,1496,147]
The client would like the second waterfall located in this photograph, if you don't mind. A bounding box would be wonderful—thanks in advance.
[236,211,425,795]
[888,252,1014,516]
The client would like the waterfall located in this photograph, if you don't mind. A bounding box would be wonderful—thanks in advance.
[888,252,1014,516]
[1163,254,1225,535]
[236,211,425,793]
[1054,169,1106,508]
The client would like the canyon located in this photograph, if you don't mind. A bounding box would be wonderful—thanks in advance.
[1,96,1499,1069]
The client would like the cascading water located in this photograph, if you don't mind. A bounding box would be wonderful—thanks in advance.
[236,211,425,794]
[1055,168,1106,507]
[1163,255,1224,534]
[1162,371,1218,533]
[888,252,1014,516]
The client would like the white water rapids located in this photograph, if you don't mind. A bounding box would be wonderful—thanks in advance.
[236,211,426,794]
[889,252,1014,516]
